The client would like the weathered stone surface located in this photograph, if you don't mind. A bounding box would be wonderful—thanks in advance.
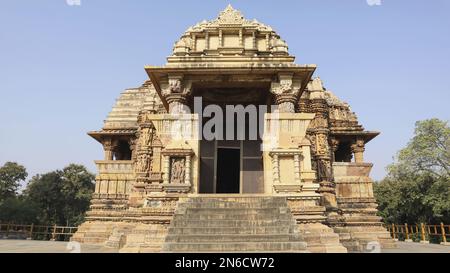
[162,197,309,253]
[74,5,395,253]
[331,162,396,251]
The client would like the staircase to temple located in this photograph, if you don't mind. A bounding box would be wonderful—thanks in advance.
[162,196,309,253]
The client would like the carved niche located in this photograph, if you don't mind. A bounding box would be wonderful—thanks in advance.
[170,157,186,184]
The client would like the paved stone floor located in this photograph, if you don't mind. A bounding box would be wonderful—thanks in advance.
[0,240,448,253]
[382,241,450,253]
[0,240,117,253]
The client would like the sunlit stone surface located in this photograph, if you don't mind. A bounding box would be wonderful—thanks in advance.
[72,5,395,253]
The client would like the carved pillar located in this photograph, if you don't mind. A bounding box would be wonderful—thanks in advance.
[270,73,301,113]
[309,97,337,210]
[134,111,157,193]
[275,94,298,113]
[272,154,280,184]
[162,75,192,114]
[102,138,116,160]
[162,155,170,185]
[351,138,365,163]
[128,137,137,162]
[184,155,191,185]
[330,137,339,162]
[294,154,301,184]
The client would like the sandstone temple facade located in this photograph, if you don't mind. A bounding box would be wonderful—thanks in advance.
[72,5,395,253]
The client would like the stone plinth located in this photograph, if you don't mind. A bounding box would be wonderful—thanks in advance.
[330,162,396,251]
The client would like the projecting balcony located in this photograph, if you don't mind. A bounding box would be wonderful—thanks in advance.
[93,161,134,199]
[95,160,134,174]
[332,162,373,178]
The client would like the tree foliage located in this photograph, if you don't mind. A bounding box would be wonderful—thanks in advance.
[0,163,95,226]
[0,197,40,224]
[387,118,450,179]
[24,164,95,226]
[0,162,28,200]
[374,119,450,224]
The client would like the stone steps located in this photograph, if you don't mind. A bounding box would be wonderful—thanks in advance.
[171,219,296,228]
[167,226,296,235]
[165,234,302,243]
[180,207,285,215]
[163,242,308,253]
[163,197,308,252]
[181,197,286,203]
[179,213,292,221]
[177,202,288,209]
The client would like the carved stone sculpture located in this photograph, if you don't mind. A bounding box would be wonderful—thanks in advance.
[170,158,185,184]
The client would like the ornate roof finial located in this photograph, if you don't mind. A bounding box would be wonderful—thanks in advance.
[217,4,245,24]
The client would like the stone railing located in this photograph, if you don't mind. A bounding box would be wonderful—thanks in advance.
[94,160,134,198]
[96,160,134,175]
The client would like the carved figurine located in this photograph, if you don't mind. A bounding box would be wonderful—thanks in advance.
[170,158,185,184]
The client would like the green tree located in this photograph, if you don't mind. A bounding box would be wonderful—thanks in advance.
[387,118,450,179]
[374,119,450,225]
[60,164,95,225]
[24,164,95,226]
[0,197,40,224]
[0,162,28,201]
[25,172,66,225]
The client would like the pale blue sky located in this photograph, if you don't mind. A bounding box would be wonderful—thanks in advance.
[0,0,449,183]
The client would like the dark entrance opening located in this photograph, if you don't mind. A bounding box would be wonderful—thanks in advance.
[216,148,240,193]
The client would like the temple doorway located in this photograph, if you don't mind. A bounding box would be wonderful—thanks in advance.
[216,148,240,193]
[193,87,269,194]
[199,139,264,194]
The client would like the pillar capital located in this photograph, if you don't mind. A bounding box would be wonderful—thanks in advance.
[162,74,192,96]
[351,138,366,163]
[102,138,118,160]
[161,75,192,114]
[270,74,302,113]
[351,138,365,153]
[330,138,340,152]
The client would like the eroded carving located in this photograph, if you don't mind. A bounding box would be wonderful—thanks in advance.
[170,158,186,184]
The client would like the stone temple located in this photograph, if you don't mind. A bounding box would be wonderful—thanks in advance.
[73,5,395,252]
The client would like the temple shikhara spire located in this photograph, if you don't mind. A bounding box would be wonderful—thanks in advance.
[72,6,395,253]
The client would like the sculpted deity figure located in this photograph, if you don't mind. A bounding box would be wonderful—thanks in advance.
[170,158,185,184]
[136,154,150,173]
[140,127,152,147]
[318,159,331,181]
[169,79,182,93]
